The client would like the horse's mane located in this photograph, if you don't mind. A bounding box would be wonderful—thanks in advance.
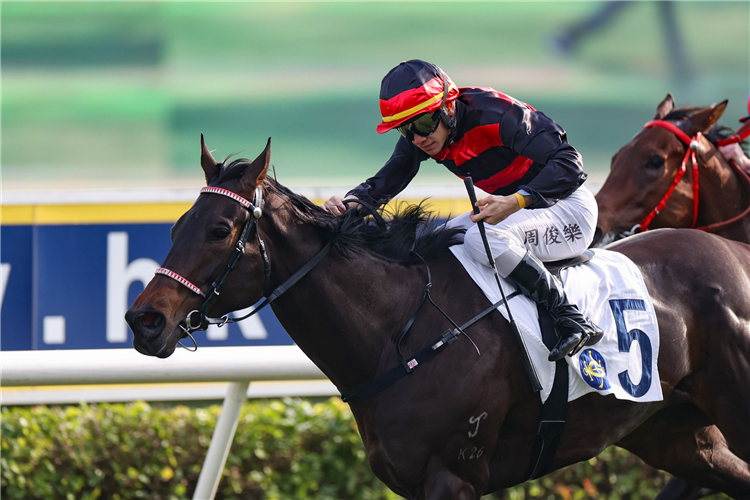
[266,178,465,262]
[213,157,465,262]
[665,106,749,155]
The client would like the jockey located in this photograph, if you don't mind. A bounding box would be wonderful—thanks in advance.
[323,59,602,361]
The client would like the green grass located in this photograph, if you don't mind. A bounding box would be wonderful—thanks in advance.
[2,1,748,189]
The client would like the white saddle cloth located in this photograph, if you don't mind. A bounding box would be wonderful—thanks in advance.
[450,245,663,404]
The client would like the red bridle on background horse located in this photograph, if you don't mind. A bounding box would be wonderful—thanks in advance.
[635,118,750,234]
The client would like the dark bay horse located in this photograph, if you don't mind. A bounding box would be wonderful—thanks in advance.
[594,93,750,246]
[126,138,750,499]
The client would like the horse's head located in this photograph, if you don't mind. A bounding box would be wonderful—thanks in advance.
[125,136,273,357]
[593,94,728,246]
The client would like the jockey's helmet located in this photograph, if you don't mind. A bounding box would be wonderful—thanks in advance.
[376,59,459,134]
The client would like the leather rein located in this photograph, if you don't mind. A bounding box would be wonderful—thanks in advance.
[634,120,750,234]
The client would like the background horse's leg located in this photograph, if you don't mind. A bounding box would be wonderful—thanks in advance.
[617,404,750,498]
[655,477,714,500]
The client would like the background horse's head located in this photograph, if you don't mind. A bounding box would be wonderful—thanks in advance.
[125,136,273,357]
[593,94,729,246]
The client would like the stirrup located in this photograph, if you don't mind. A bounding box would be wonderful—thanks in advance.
[585,329,603,347]
[568,332,590,356]
[548,331,589,361]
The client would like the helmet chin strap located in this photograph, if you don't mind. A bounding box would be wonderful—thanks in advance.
[438,72,455,131]
[441,106,458,147]
[440,106,454,130]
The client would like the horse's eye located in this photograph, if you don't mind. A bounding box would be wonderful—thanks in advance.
[211,227,231,240]
[646,155,665,170]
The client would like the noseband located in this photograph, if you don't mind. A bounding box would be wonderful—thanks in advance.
[154,185,333,352]
[634,120,750,234]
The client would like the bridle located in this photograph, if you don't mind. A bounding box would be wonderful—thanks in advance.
[154,184,331,350]
[629,120,750,234]
[636,120,702,232]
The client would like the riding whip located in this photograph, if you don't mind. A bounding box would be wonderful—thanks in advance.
[464,177,542,393]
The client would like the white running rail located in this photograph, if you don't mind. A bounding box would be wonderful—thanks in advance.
[2,345,329,500]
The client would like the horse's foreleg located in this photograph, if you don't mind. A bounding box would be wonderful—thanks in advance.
[420,469,479,500]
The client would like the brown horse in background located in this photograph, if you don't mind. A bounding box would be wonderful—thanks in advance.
[594,94,750,246]
[126,138,750,499]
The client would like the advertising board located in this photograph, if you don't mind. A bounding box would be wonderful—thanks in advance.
[0,192,292,351]
[1,188,463,351]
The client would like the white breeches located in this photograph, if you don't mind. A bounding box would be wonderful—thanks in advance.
[446,185,598,277]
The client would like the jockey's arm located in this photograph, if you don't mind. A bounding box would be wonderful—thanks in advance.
[719,142,750,174]
[470,192,533,225]
[329,136,425,214]
[499,103,587,209]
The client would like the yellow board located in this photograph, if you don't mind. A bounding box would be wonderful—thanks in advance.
[1,198,466,225]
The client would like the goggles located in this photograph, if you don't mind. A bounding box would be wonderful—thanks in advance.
[396,72,449,141]
[397,111,442,140]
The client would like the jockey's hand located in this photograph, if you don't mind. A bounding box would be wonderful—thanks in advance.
[719,143,750,174]
[470,194,524,225]
[322,195,357,216]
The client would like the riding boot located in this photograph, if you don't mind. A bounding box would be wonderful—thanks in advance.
[507,252,603,362]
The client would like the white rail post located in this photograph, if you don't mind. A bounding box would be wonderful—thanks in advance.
[192,381,250,500]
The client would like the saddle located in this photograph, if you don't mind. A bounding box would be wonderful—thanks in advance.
[545,249,594,278]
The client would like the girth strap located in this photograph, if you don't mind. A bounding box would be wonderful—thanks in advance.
[341,292,521,402]
[522,305,569,481]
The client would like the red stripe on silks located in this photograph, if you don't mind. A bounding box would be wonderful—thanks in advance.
[475,156,535,193]
[432,124,503,165]
[478,88,537,111]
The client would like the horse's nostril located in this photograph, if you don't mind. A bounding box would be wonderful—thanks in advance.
[139,311,164,334]
[126,308,166,340]
[141,312,159,327]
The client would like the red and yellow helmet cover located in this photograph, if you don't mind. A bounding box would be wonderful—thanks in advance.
[376,60,460,134]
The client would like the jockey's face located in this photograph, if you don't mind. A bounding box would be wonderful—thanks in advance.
[411,102,454,156]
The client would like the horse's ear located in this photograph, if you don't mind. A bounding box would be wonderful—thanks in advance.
[685,100,728,136]
[654,93,675,120]
[240,137,271,190]
[201,133,220,185]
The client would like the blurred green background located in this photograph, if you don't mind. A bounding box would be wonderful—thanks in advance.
[2,1,748,192]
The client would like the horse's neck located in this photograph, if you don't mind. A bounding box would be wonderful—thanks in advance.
[266,220,427,393]
[697,152,750,242]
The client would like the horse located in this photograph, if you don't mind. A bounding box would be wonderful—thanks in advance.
[126,137,750,499]
[593,93,750,247]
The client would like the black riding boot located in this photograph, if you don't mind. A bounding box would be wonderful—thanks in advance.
[507,252,603,361]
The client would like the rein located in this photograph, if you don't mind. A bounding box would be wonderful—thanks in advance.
[636,120,750,234]
[716,118,750,147]
[154,185,331,350]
